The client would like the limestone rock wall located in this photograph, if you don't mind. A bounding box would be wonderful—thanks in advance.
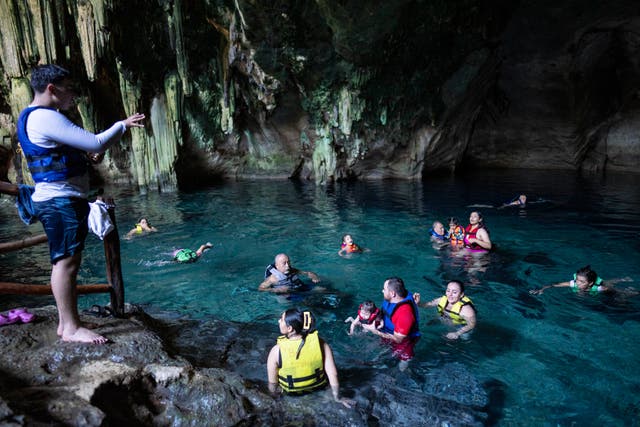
[0,0,638,192]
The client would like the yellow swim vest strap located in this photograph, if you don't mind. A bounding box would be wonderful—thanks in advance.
[276,331,327,393]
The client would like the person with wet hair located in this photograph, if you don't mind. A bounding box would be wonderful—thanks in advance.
[414,280,476,340]
[266,308,355,408]
[529,265,632,295]
[125,217,158,239]
[362,277,420,370]
[464,211,492,252]
[259,253,320,293]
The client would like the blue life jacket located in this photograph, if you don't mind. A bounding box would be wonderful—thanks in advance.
[429,228,446,240]
[17,106,88,183]
[381,293,421,338]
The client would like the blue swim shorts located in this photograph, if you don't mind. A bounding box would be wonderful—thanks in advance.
[33,197,89,264]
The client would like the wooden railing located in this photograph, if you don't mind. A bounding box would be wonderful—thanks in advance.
[0,181,125,317]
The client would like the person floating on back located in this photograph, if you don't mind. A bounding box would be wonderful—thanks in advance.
[501,194,527,208]
[173,242,213,263]
[529,265,633,295]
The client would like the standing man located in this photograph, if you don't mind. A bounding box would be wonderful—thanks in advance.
[17,64,145,343]
[362,277,420,370]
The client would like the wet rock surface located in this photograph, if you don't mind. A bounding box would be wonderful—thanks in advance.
[0,306,488,426]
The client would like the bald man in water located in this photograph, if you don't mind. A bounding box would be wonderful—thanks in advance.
[259,253,320,293]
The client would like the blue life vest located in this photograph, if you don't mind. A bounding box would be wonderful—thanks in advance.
[17,106,88,183]
[381,293,421,338]
[429,228,446,241]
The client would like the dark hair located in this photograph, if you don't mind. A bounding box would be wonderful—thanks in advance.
[360,301,377,312]
[448,280,465,293]
[30,64,71,93]
[448,217,459,226]
[283,308,317,359]
[576,265,598,284]
[385,276,407,298]
[471,211,489,234]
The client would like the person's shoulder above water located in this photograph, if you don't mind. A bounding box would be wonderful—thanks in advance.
[529,265,635,296]
[338,234,365,256]
[125,217,158,239]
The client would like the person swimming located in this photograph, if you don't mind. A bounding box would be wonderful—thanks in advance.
[125,218,157,239]
[173,242,213,263]
[338,234,364,256]
[529,265,633,295]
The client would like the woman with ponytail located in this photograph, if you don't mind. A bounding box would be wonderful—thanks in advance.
[267,308,354,408]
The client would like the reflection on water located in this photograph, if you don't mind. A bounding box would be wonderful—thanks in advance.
[2,170,640,425]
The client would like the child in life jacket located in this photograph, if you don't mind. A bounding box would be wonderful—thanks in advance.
[445,217,465,246]
[338,234,363,256]
[173,242,213,263]
[125,217,158,239]
[344,301,383,335]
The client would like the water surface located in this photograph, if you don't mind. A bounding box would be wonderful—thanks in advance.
[2,170,639,425]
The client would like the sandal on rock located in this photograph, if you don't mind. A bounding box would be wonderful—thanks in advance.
[82,305,113,318]
[7,308,35,324]
[0,313,18,326]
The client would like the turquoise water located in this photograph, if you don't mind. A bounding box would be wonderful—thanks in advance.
[2,170,640,425]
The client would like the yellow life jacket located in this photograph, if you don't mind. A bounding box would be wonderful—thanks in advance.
[437,295,474,325]
[135,224,143,234]
[277,331,327,393]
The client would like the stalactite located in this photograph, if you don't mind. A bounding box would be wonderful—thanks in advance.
[0,0,27,76]
[26,0,58,64]
[312,126,336,185]
[74,1,98,80]
[117,60,148,193]
[337,87,365,136]
[170,0,191,96]
[164,71,183,146]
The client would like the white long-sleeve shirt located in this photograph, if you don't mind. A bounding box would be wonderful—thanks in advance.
[25,107,126,201]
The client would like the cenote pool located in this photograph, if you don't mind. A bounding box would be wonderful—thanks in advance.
[1,169,639,426]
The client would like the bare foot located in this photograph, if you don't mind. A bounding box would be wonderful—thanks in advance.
[58,321,97,336]
[62,327,108,344]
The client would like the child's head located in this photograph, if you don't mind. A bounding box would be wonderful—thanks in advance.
[575,265,598,290]
[358,301,377,319]
[342,234,354,245]
[518,194,527,203]
[448,217,459,229]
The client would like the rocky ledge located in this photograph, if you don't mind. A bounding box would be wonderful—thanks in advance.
[0,306,489,426]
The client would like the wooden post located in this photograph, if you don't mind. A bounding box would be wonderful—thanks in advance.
[0,181,19,196]
[102,198,125,317]
[0,282,111,295]
[0,234,48,253]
